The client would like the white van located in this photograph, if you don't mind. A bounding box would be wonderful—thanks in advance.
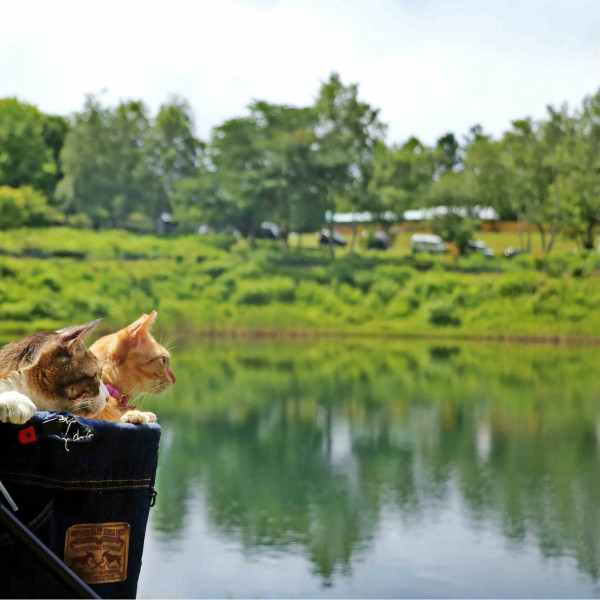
[410,234,447,255]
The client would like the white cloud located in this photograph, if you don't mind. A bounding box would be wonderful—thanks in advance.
[0,0,598,145]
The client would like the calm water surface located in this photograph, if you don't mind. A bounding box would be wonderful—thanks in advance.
[138,340,600,598]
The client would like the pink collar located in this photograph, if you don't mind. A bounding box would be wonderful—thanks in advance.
[105,383,130,407]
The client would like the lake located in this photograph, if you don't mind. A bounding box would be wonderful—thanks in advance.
[137,339,600,598]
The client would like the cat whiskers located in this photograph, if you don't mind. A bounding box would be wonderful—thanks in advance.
[72,396,105,417]
[132,381,165,409]
[158,333,177,355]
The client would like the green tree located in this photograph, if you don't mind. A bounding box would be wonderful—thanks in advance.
[41,114,70,191]
[0,98,58,197]
[431,210,476,255]
[548,92,600,250]
[146,97,203,221]
[463,133,513,220]
[369,137,435,219]
[501,118,558,253]
[314,73,386,254]
[434,132,461,177]
[249,101,328,245]
[57,96,154,227]
[209,116,276,241]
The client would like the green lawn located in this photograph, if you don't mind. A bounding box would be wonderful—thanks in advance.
[1,227,599,344]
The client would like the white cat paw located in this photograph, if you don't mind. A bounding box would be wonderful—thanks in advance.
[120,410,157,425]
[0,392,37,424]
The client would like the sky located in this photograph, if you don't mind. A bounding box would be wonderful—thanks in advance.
[1,0,599,146]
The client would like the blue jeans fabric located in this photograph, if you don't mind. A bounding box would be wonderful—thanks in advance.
[0,411,161,599]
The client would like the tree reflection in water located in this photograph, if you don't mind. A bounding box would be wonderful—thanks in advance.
[148,340,600,586]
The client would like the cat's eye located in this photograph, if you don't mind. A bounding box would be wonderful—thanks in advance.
[161,356,167,365]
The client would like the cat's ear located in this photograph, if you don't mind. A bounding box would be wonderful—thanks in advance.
[126,311,157,341]
[57,319,101,353]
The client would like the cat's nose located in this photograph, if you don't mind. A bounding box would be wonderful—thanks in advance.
[170,371,176,384]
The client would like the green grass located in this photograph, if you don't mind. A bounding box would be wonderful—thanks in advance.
[1,226,600,344]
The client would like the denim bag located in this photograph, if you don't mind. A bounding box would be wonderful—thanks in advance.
[0,411,161,599]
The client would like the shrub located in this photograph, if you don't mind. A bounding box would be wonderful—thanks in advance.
[0,262,17,278]
[198,261,230,279]
[371,279,401,304]
[497,273,544,297]
[354,270,375,292]
[326,260,354,285]
[570,258,589,278]
[20,186,63,226]
[0,187,26,230]
[233,277,295,305]
[387,297,414,318]
[39,276,62,292]
[428,302,461,327]
[544,255,568,278]
[413,274,462,299]
[337,283,363,305]
[201,234,237,252]
[374,264,414,285]
[67,213,92,229]
[296,280,326,304]
[456,253,504,273]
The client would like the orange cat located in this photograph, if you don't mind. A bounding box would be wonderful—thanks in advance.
[89,311,176,424]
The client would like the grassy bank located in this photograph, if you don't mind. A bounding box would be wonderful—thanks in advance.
[1,227,600,344]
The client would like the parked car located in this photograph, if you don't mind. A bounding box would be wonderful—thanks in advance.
[503,246,528,258]
[363,230,392,250]
[318,229,347,246]
[256,222,281,240]
[410,234,447,255]
[467,240,494,256]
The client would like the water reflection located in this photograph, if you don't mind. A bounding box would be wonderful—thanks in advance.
[144,340,600,596]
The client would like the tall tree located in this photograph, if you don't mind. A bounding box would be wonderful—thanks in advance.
[463,133,513,220]
[250,101,327,245]
[370,137,435,218]
[548,92,600,250]
[434,132,461,177]
[314,73,386,254]
[501,118,557,252]
[146,97,203,220]
[57,96,153,227]
[0,98,58,197]
[209,116,276,241]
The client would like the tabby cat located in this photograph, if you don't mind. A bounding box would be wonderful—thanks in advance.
[0,320,108,424]
[89,311,175,424]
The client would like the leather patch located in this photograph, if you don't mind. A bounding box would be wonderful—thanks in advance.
[64,522,130,584]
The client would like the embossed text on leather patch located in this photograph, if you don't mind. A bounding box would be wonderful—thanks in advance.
[64,522,130,584]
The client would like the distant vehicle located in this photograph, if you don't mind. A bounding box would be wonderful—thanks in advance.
[410,234,446,255]
[256,222,281,240]
[503,246,528,258]
[364,230,391,250]
[319,229,347,247]
[467,240,494,257]
[198,225,241,237]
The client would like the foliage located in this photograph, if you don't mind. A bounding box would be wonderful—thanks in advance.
[0,99,60,197]
[3,229,600,345]
[430,211,476,255]
[1,84,600,257]
[0,186,62,229]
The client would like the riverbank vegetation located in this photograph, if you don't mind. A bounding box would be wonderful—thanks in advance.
[1,77,600,342]
[2,228,600,343]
